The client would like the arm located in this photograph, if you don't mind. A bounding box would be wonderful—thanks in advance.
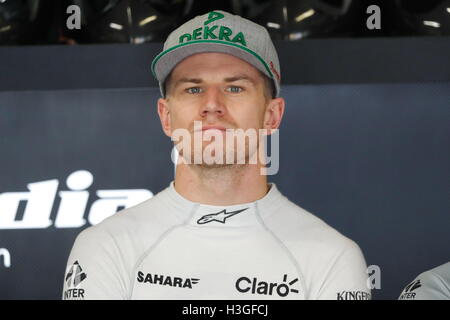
[399,269,450,300]
[62,226,129,300]
[315,241,371,300]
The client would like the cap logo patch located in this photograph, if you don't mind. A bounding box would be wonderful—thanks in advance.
[205,11,225,25]
[178,11,247,47]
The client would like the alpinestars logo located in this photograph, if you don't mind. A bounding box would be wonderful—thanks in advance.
[197,208,248,224]
[235,274,300,297]
[64,261,87,300]
[399,279,422,300]
[137,271,200,289]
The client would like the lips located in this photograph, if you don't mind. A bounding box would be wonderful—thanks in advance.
[201,125,227,131]
[193,125,229,132]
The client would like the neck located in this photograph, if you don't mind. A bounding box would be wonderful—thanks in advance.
[174,163,268,206]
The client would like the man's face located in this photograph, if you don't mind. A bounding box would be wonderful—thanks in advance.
[157,52,283,167]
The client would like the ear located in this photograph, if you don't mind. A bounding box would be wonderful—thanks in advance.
[157,97,172,137]
[263,97,285,134]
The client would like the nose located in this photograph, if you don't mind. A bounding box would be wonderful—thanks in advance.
[199,86,226,119]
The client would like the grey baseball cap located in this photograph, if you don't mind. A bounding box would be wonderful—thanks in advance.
[151,10,281,98]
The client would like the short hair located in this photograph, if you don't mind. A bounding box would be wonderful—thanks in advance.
[163,70,275,101]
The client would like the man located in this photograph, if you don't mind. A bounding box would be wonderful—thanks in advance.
[62,10,370,300]
[399,262,450,300]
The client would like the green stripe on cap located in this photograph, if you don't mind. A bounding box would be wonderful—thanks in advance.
[151,39,275,81]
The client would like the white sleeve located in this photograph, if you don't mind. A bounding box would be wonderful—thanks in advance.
[62,226,129,300]
[315,241,371,300]
[399,271,450,300]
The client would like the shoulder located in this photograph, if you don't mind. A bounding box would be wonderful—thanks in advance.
[65,187,182,292]
[262,193,369,299]
[85,187,178,236]
[262,194,367,273]
[72,187,181,256]
[264,196,359,253]
[399,262,450,300]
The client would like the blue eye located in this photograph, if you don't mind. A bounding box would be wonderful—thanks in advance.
[187,87,202,94]
[228,86,242,93]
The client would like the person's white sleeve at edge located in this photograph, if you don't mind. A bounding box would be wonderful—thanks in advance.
[398,262,450,300]
[62,226,128,300]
